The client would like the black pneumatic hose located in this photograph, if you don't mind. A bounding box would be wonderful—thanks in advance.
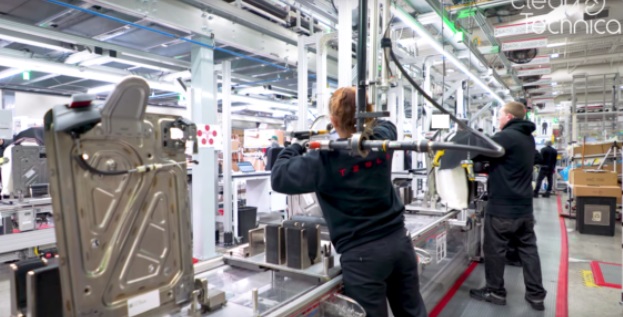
[381,38,505,158]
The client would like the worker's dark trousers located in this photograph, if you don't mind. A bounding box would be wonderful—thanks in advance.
[484,215,547,301]
[534,168,554,194]
[340,228,427,317]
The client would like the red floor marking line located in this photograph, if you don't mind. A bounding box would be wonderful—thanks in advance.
[556,195,569,317]
[590,261,623,289]
[429,261,478,317]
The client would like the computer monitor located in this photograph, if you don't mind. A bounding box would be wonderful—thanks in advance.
[237,161,256,173]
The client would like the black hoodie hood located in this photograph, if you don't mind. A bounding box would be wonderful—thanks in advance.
[503,119,536,135]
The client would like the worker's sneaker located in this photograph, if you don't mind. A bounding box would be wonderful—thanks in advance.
[469,287,506,305]
[533,193,539,198]
[525,296,545,311]
[542,192,551,198]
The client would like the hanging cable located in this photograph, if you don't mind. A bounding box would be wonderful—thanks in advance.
[380,37,504,158]
[74,155,188,176]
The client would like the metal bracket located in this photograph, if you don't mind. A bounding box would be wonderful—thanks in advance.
[162,117,198,153]
[192,278,227,313]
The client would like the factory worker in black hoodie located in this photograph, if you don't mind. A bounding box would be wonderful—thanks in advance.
[469,101,547,311]
[271,87,427,317]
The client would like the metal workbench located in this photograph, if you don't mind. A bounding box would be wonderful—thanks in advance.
[179,206,479,316]
[0,197,54,261]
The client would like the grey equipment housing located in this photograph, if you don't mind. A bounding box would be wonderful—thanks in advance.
[44,76,196,316]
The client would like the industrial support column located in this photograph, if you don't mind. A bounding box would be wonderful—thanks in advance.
[338,0,353,88]
[368,0,379,104]
[392,81,405,172]
[191,37,218,259]
[297,35,308,130]
[356,0,368,132]
[222,61,234,245]
[571,80,578,143]
[316,33,337,116]
[380,0,391,94]
[456,80,465,119]
[422,62,433,134]
[411,87,419,170]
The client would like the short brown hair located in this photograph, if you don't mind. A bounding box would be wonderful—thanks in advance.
[502,101,527,119]
[329,87,373,133]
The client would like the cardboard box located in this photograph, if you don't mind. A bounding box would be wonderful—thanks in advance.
[572,141,617,156]
[573,185,621,204]
[569,169,618,186]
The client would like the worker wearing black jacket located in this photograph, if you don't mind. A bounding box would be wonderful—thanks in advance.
[470,102,547,311]
[271,87,426,317]
[534,141,558,198]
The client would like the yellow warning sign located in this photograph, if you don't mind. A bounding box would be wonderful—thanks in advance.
[582,270,598,288]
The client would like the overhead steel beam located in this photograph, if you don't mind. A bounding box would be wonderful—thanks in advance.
[184,0,299,45]
[399,0,514,26]
[84,0,338,79]
[36,3,93,27]
[549,52,623,66]
[23,74,59,85]
[48,78,87,89]
[0,17,189,71]
[92,19,147,41]
[437,75,467,104]
[293,0,337,24]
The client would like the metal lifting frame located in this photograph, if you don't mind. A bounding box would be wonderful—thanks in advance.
[571,73,621,142]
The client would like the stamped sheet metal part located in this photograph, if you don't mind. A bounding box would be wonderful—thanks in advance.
[10,145,48,198]
[44,76,196,317]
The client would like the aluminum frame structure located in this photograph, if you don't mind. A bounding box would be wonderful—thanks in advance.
[571,73,622,142]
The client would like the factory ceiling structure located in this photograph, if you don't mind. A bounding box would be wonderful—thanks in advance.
[0,0,621,117]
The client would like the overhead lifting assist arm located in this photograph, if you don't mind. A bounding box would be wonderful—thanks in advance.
[305,36,505,160]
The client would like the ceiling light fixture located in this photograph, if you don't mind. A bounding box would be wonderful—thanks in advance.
[87,84,116,94]
[550,53,560,58]
[0,53,182,93]
[0,68,25,80]
[547,43,565,48]
[391,5,505,105]
[0,34,74,53]
[230,95,298,112]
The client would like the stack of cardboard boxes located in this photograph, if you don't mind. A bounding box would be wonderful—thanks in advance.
[569,140,621,202]
[569,169,620,203]
[567,141,621,235]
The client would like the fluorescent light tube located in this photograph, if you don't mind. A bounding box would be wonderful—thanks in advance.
[88,84,116,94]
[0,34,74,53]
[0,53,182,93]
[0,68,24,80]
